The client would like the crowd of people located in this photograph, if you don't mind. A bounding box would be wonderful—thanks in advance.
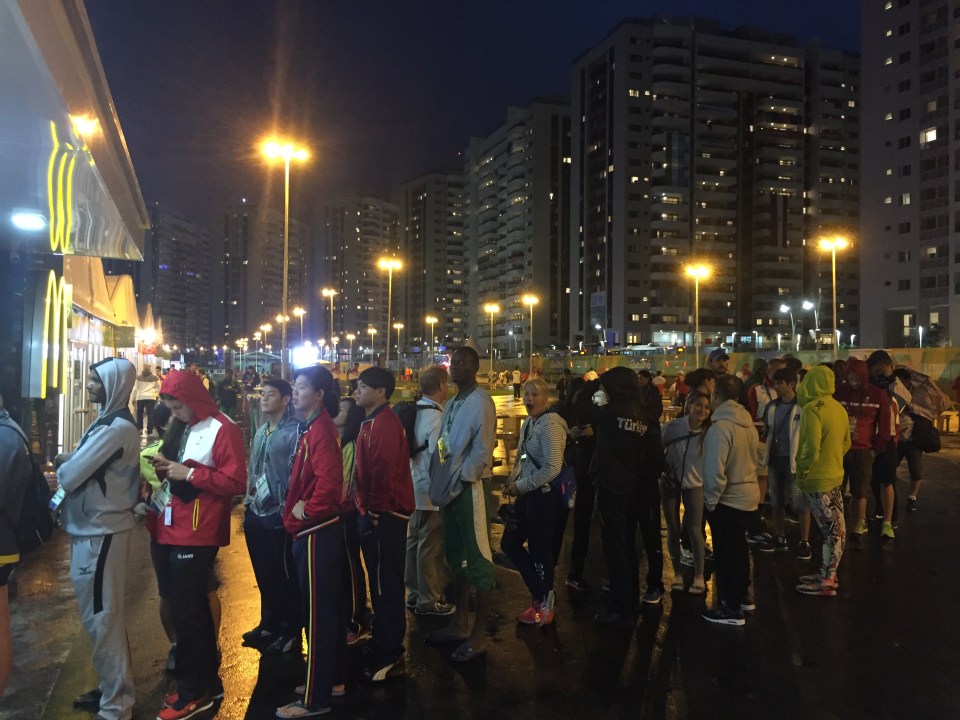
[0,343,952,719]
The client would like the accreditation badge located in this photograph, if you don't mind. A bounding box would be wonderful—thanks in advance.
[254,473,271,507]
[437,433,449,464]
[150,480,173,516]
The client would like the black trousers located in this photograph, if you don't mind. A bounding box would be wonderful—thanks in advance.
[359,513,408,667]
[513,383,522,399]
[293,523,345,710]
[871,442,899,523]
[502,486,559,602]
[569,470,596,578]
[597,486,663,612]
[706,504,752,609]
[243,509,301,633]
[341,513,368,634]
[136,399,156,432]
[164,545,219,701]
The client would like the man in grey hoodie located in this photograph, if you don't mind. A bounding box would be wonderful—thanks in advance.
[701,374,761,626]
[55,358,140,720]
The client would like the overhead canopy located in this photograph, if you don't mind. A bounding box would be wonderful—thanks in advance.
[64,255,115,323]
[0,0,148,259]
[104,273,137,327]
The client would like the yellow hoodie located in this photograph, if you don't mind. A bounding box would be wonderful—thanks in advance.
[795,366,851,493]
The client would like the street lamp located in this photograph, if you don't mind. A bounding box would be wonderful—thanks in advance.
[293,307,306,344]
[261,137,309,379]
[253,331,262,355]
[377,257,402,370]
[522,293,539,375]
[508,330,518,356]
[425,315,438,363]
[393,323,404,370]
[260,323,272,352]
[321,287,337,345]
[367,327,378,363]
[818,235,849,360]
[779,304,796,340]
[777,333,782,351]
[484,303,500,375]
[684,264,711,365]
[346,333,356,362]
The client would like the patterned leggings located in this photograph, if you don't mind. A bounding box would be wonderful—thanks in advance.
[805,487,846,580]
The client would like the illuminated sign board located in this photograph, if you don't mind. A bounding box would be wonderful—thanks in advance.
[23,269,72,399]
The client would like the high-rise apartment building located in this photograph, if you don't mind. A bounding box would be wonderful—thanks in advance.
[861,0,957,347]
[218,201,307,345]
[395,174,467,353]
[463,99,571,357]
[317,197,400,354]
[570,19,859,351]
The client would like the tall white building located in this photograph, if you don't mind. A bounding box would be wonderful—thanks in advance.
[395,173,467,353]
[570,19,859,352]
[318,197,401,354]
[463,99,571,358]
[861,0,957,347]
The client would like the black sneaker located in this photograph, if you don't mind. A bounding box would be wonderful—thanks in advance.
[413,601,456,616]
[702,603,745,626]
[740,596,757,614]
[772,536,788,553]
[907,497,917,511]
[264,633,297,655]
[565,575,592,592]
[73,688,102,710]
[746,530,771,546]
[796,541,813,561]
[211,677,224,700]
[785,509,800,524]
[241,625,274,645]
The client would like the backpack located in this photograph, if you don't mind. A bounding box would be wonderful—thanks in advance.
[0,426,55,554]
[392,401,441,457]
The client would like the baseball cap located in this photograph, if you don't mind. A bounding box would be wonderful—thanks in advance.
[708,348,730,362]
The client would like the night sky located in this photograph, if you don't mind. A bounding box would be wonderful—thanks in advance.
[85,0,861,227]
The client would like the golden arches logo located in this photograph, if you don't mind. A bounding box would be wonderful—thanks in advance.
[46,120,91,254]
[40,270,72,400]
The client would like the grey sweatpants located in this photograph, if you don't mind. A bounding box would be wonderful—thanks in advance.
[404,509,447,609]
[69,530,134,720]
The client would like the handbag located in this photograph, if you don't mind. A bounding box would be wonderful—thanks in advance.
[519,416,577,508]
[909,413,940,453]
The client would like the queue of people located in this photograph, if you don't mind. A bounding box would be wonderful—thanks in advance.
[0,342,949,718]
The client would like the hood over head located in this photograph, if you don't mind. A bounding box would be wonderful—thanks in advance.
[600,366,640,402]
[138,366,157,380]
[91,357,136,417]
[160,369,219,423]
[797,365,835,407]
[845,357,869,387]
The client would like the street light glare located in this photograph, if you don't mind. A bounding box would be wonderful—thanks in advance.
[261,138,310,162]
[484,303,500,313]
[377,257,402,271]
[522,294,539,306]
[393,322,404,330]
[818,235,849,252]
[780,304,790,313]
[802,300,814,310]
[425,315,438,324]
[684,264,711,279]
[321,287,337,298]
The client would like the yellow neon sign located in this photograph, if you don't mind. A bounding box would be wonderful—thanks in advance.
[40,270,71,399]
[46,120,89,254]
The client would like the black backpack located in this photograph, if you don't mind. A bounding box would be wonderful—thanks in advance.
[0,426,55,554]
[392,401,441,457]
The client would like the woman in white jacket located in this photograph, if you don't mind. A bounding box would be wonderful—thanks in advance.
[132,365,161,435]
[660,392,710,594]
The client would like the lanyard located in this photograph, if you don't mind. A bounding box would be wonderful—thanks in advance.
[178,426,192,463]
[444,385,477,435]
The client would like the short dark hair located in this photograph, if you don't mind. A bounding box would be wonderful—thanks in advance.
[337,397,365,444]
[783,356,803,373]
[685,368,716,389]
[637,369,653,380]
[714,374,743,403]
[293,365,340,416]
[772,368,797,386]
[358,367,396,399]
[453,346,480,367]
[263,378,293,398]
[419,365,448,395]
[867,350,893,368]
[152,402,172,430]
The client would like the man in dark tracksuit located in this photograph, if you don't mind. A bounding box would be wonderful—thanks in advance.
[575,367,665,625]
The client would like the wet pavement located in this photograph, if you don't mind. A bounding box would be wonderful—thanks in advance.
[3,399,960,720]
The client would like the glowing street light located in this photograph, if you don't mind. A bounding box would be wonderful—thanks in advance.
[293,307,306,344]
[484,303,500,374]
[261,136,310,378]
[260,323,272,350]
[522,294,539,375]
[321,287,337,344]
[425,315,438,361]
[346,333,356,362]
[818,235,849,360]
[393,323,404,366]
[367,327,378,363]
[684,264,711,364]
[780,304,796,340]
[377,257,402,369]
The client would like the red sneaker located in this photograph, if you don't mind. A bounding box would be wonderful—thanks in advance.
[516,604,540,625]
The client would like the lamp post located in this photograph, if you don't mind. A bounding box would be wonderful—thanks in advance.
[321,287,337,346]
[331,336,339,363]
[484,303,500,375]
[367,327,377,364]
[777,333,782,351]
[260,323,272,354]
[684,264,711,365]
[346,333,355,363]
[293,307,306,344]
[818,236,849,360]
[595,323,606,353]
[508,330,518,357]
[522,293,539,375]
[376,258,402,371]
[275,314,289,362]
[425,315,438,363]
[393,323,404,370]
[779,304,796,340]
[261,138,309,379]
[253,331,262,355]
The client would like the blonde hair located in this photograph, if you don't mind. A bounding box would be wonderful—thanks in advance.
[523,377,550,397]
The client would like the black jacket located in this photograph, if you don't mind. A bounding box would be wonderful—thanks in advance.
[574,368,663,501]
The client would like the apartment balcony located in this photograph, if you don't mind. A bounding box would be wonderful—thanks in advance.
[652,80,691,97]
[653,96,690,115]
[650,113,690,131]
[652,44,691,63]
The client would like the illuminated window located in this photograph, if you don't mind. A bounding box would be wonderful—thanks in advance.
[920,127,937,144]
[884,57,893,65]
